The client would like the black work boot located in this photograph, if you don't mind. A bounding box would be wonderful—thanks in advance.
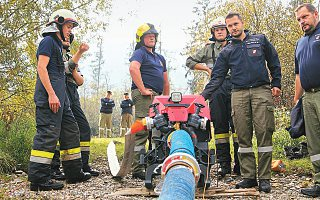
[30,180,64,191]
[233,142,241,176]
[83,167,100,177]
[216,143,231,178]
[51,169,66,180]
[82,151,100,177]
[66,171,91,184]
[235,178,258,189]
[301,184,320,197]
[218,162,231,179]
[259,179,271,193]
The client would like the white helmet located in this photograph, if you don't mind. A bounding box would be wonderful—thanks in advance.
[211,17,226,29]
[41,23,59,37]
[48,9,79,27]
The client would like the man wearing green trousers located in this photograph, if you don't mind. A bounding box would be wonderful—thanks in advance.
[201,12,281,193]
[129,23,170,179]
[294,3,320,198]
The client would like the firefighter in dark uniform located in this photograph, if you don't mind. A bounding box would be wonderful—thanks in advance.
[51,34,99,179]
[201,13,281,193]
[28,9,91,191]
[186,17,240,178]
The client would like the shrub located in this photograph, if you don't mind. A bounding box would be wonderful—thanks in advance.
[0,117,35,173]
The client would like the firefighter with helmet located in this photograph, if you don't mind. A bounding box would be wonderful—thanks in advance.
[129,23,170,179]
[28,9,91,191]
[186,16,240,178]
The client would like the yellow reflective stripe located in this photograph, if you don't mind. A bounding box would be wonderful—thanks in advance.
[30,156,52,164]
[31,150,54,159]
[61,152,81,161]
[81,146,90,152]
[80,141,90,147]
[215,133,230,139]
[60,147,81,156]
[233,133,238,138]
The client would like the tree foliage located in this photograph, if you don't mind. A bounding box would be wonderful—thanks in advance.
[0,0,112,127]
[184,0,315,109]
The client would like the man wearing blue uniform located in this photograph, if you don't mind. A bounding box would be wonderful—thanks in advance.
[28,9,91,191]
[99,91,115,137]
[294,3,320,197]
[129,23,170,179]
[50,35,99,179]
[201,12,281,193]
[120,93,134,136]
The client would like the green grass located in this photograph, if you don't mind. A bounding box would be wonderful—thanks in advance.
[282,158,313,175]
[90,137,125,162]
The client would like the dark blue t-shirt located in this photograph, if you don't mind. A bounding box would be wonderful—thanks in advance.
[36,36,64,76]
[34,35,65,107]
[295,22,320,90]
[129,46,167,94]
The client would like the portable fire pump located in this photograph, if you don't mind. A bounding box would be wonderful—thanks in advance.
[139,92,215,189]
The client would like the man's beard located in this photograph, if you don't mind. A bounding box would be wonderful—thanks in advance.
[303,24,315,34]
[232,30,243,38]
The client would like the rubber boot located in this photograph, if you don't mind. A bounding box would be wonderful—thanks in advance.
[216,143,231,178]
[82,151,100,176]
[233,142,241,175]
[30,180,64,191]
[51,150,65,180]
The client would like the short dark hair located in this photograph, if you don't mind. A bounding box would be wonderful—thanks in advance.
[124,92,129,96]
[107,90,112,95]
[295,3,317,13]
[225,12,243,21]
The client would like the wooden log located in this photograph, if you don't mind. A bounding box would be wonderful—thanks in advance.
[110,187,260,198]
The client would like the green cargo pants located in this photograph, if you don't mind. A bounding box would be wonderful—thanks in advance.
[303,91,320,184]
[131,89,159,174]
[231,85,275,180]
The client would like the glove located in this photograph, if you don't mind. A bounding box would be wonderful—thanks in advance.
[67,59,77,72]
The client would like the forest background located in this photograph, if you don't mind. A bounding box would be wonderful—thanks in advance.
[0,0,317,173]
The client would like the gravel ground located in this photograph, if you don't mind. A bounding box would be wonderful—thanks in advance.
[1,157,318,199]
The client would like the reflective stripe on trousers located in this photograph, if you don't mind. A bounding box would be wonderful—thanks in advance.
[258,146,272,153]
[30,150,54,164]
[238,147,254,153]
[311,154,320,162]
[60,147,81,161]
[80,141,90,152]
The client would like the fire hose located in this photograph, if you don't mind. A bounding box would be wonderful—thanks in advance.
[159,130,200,200]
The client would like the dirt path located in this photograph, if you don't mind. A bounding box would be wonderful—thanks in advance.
[0,157,317,199]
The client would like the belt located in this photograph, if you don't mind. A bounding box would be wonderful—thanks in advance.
[305,87,320,93]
